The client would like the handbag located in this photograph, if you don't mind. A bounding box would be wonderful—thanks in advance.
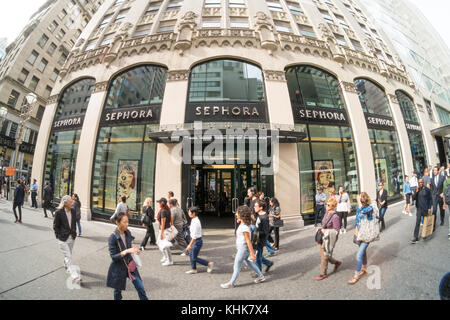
[356,207,380,243]
[273,219,284,228]
[183,225,191,243]
[163,226,178,241]
[315,213,336,245]
[141,214,151,226]
[115,234,137,281]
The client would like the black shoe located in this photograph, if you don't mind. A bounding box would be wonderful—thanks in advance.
[440,222,444,226]
[265,263,274,273]
[410,238,418,244]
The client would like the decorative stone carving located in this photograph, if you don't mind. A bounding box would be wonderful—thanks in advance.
[264,70,286,82]
[416,104,424,113]
[292,14,309,25]
[363,38,377,56]
[175,11,198,55]
[318,24,345,64]
[340,82,357,94]
[167,70,190,82]
[47,95,59,105]
[388,94,399,104]
[254,12,277,54]
[75,38,85,48]
[103,22,133,65]
[94,81,109,93]
[229,7,247,17]
[202,7,221,17]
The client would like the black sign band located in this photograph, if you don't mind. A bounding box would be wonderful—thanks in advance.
[292,104,348,125]
[185,101,268,123]
[0,135,35,155]
[365,114,395,131]
[405,122,421,133]
[53,115,85,131]
[100,105,161,126]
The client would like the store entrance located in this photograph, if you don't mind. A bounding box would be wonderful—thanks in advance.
[182,164,273,229]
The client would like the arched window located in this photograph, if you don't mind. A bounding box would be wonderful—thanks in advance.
[286,65,343,108]
[188,59,264,102]
[354,78,391,116]
[105,65,167,109]
[44,78,95,202]
[396,90,418,123]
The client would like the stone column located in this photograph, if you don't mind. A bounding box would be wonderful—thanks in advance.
[263,70,295,125]
[73,81,108,221]
[154,143,182,201]
[387,93,413,175]
[340,82,377,200]
[31,95,59,193]
[159,70,190,126]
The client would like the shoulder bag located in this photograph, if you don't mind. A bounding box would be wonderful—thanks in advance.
[163,225,178,241]
[315,213,336,245]
[114,234,137,281]
[356,207,380,243]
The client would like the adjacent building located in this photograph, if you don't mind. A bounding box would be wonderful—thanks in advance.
[31,0,448,227]
[0,0,104,182]
[0,38,7,61]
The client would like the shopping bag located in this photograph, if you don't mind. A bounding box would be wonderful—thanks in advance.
[421,214,434,238]
[157,238,173,251]
[131,253,142,268]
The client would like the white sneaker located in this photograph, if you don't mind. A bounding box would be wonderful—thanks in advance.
[180,252,186,256]
[221,282,234,289]
[408,213,412,217]
[140,247,145,251]
[162,261,173,266]
[254,276,266,284]
[339,230,343,235]
[185,270,197,274]
[160,257,167,263]
[207,262,214,273]
[343,229,347,234]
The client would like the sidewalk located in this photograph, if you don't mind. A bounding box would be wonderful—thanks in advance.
[0,198,448,300]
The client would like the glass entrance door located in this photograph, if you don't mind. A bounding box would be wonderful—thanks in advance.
[202,168,234,217]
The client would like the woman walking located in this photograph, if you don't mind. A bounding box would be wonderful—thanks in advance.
[107,212,148,300]
[336,186,351,234]
[185,206,214,274]
[268,198,282,251]
[140,197,156,250]
[315,198,342,280]
[156,198,174,266]
[348,192,374,285]
[72,194,82,236]
[403,175,412,217]
[221,206,266,288]
[376,182,388,231]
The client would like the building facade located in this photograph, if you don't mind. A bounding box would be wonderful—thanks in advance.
[0,0,104,182]
[358,0,450,167]
[31,0,445,226]
[0,38,7,61]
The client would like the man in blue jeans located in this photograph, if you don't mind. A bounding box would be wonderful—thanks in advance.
[411,178,432,243]
[254,200,274,273]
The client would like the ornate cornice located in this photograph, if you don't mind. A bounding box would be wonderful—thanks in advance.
[167,70,190,82]
[264,70,286,82]
[94,81,109,93]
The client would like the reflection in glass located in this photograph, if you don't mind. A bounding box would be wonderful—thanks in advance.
[354,78,391,116]
[396,90,418,123]
[55,78,95,118]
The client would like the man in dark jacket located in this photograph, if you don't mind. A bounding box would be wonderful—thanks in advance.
[254,199,273,275]
[411,178,432,243]
[42,182,54,218]
[13,180,25,223]
[431,167,445,230]
[53,195,80,284]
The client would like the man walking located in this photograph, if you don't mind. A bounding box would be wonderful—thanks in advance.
[13,180,25,223]
[168,198,189,255]
[30,179,38,209]
[431,167,445,230]
[42,182,54,218]
[411,178,432,243]
[423,168,432,189]
[442,173,450,241]
[53,195,81,284]
[254,199,274,273]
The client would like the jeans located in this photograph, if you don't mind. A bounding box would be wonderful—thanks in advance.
[432,196,444,230]
[189,238,209,270]
[113,271,148,300]
[13,203,22,221]
[414,209,427,240]
[337,211,348,229]
[76,221,82,235]
[230,246,263,284]
[314,205,325,226]
[355,242,369,274]
[141,225,156,248]
[256,244,273,271]
[265,240,274,254]
[379,207,387,231]
[31,191,38,208]
[267,226,280,249]
[58,237,79,279]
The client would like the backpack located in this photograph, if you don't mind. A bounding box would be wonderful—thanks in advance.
[444,181,450,205]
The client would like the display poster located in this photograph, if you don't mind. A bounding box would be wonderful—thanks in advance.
[116,160,139,211]
[61,159,71,197]
[314,160,335,195]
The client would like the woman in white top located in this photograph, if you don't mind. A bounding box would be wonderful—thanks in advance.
[221,206,265,289]
[185,207,214,274]
[336,185,351,234]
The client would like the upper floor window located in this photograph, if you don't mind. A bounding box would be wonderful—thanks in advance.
[229,0,245,8]
[105,65,168,109]
[267,1,283,12]
[27,50,39,65]
[287,1,303,15]
[56,78,95,118]
[145,1,162,14]
[205,0,221,8]
[354,78,391,116]
[166,0,183,11]
[396,91,418,123]
[189,59,264,102]
[424,99,434,121]
[286,65,343,109]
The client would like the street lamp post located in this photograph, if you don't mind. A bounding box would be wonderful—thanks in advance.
[10,93,36,199]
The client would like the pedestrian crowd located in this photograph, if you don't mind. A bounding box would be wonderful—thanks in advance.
[5,161,450,300]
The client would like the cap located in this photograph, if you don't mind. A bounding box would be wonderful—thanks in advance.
[157,197,167,204]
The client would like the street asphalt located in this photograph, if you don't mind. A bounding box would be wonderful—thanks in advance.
[0,198,448,300]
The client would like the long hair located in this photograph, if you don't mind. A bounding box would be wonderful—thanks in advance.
[270,197,280,208]
[237,205,252,225]
[143,197,152,208]
[157,202,172,224]
[57,195,72,210]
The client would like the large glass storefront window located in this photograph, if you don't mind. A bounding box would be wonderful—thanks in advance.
[44,78,95,203]
[396,90,427,174]
[355,78,404,200]
[297,124,358,219]
[188,60,264,102]
[369,129,404,199]
[92,65,167,222]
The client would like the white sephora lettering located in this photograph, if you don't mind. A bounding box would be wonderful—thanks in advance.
[105,109,153,121]
[195,106,260,117]
[298,109,346,121]
[53,117,82,128]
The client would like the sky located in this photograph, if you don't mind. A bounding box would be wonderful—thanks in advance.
[0,0,449,50]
